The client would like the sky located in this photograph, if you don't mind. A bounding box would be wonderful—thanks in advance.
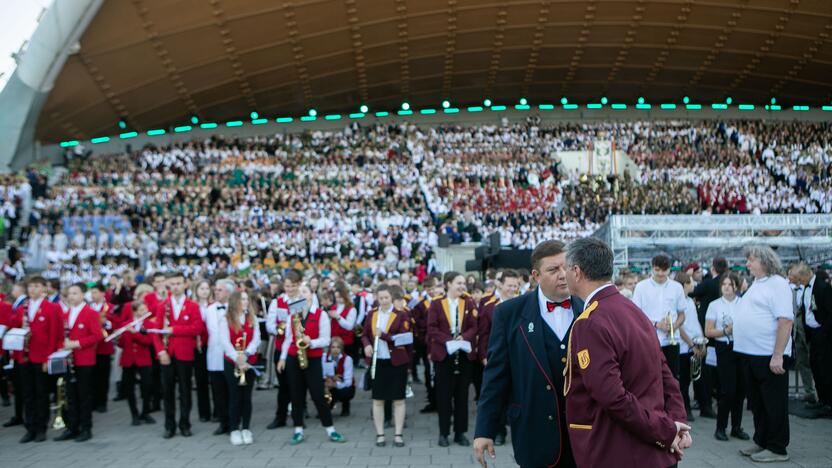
[0,0,53,91]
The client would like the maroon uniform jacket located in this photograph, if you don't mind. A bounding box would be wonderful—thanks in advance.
[12,298,63,364]
[426,295,478,362]
[151,297,204,362]
[64,305,104,367]
[477,295,501,362]
[564,285,687,468]
[361,306,413,367]
[410,297,431,347]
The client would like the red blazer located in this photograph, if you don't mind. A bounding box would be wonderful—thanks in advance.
[426,295,478,362]
[65,306,104,367]
[476,295,501,361]
[360,307,412,367]
[0,301,11,357]
[93,302,117,356]
[119,326,154,367]
[565,285,687,468]
[13,299,63,364]
[150,297,204,362]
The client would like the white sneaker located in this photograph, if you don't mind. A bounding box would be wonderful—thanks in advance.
[230,430,243,446]
[241,429,253,445]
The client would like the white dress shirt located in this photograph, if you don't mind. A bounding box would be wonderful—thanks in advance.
[804,276,820,329]
[28,298,43,322]
[68,304,84,329]
[633,277,687,346]
[322,352,354,390]
[584,283,614,308]
[205,302,228,372]
[219,315,261,361]
[679,297,704,354]
[733,275,793,357]
[170,295,186,320]
[374,306,393,359]
[705,296,740,344]
[537,288,573,341]
[333,304,357,331]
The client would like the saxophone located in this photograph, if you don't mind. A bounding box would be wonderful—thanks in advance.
[292,313,309,370]
[233,332,247,386]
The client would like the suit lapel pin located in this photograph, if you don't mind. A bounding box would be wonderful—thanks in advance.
[528,322,534,333]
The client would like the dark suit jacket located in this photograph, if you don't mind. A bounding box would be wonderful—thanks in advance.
[474,289,583,468]
[691,273,722,325]
[565,285,686,468]
[809,277,832,330]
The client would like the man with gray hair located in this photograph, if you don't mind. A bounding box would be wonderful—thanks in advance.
[206,278,235,436]
[733,245,793,462]
[562,238,690,467]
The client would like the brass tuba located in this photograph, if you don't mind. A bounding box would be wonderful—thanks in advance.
[292,313,309,370]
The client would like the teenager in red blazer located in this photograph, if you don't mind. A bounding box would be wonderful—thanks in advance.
[54,283,104,443]
[362,285,413,448]
[15,276,63,443]
[118,301,156,426]
[89,283,115,413]
[426,271,478,447]
[149,272,204,439]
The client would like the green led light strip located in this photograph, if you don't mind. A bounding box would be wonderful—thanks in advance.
[490,105,506,111]
[120,132,138,139]
[174,126,192,133]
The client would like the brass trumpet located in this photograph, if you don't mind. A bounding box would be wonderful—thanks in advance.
[292,313,309,370]
[665,312,678,346]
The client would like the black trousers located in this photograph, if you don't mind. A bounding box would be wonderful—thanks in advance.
[152,360,162,409]
[714,342,745,431]
[7,362,23,421]
[194,348,211,420]
[679,353,693,412]
[286,355,332,428]
[330,386,355,411]
[161,358,193,432]
[0,356,9,401]
[743,354,790,455]
[414,344,435,406]
[94,354,112,409]
[661,344,680,380]
[472,361,484,401]
[223,362,254,430]
[273,350,290,423]
[65,365,95,432]
[435,354,472,436]
[122,365,152,418]
[210,371,228,430]
[807,326,832,406]
[20,362,50,434]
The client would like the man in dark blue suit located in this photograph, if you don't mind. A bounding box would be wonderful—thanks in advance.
[474,240,582,468]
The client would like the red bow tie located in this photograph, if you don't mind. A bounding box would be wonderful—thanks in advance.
[546,299,571,312]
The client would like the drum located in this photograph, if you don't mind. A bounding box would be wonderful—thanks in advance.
[48,350,72,375]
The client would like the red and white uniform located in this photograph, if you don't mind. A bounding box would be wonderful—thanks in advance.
[12,297,63,364]
[279,307,330,361]
[150,295,204,362]
[220,316,261,365]
[329,303,357,346]
[63,304,104,367]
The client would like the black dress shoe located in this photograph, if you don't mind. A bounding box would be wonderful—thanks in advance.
[34,432,46,442]
[686,410,696,422]
[266,418,286,429]
[75,430,92,442]
[19,432,35,443]
[199,417,210,423]
[437,435,450,447]
[140,415,156,424]
[420,404,437,414]
[1,398,10,407]
[454,434,470,446]
[340,409,351,417]
[4,417,23,427]
[95,405,107,413]
[211,416,219,423]
[213,426,229,436]
[731,428,751,440]
[714,429,729,441]
[113,395,126,402]
[132,417,142,426]
[54,429,79,441]
[163,429,175,439]
[700,408,717,419]
[494,433,506,446]
[180,427,193,437]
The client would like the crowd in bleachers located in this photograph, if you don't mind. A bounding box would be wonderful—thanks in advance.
[2,118,828,285]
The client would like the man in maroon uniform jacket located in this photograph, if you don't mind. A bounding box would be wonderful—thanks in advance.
[563,238,692,468]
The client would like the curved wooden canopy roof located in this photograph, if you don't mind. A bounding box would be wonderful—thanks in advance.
[36,0,832,143]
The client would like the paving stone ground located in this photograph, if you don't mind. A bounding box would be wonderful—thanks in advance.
[0,367,830,468]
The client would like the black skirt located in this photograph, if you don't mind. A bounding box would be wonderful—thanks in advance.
[371,359,407,400]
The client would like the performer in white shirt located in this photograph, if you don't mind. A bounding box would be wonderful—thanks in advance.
[206,279,234,435]
[633,255,687,379]
[322,337,355,416]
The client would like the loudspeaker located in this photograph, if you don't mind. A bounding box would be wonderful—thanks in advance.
[488,232,501,256]
[474,246,488,260]
[438,233,450,248]
[465,259,483,272]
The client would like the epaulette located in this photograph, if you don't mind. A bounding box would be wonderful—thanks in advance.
[577,300,598,321]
